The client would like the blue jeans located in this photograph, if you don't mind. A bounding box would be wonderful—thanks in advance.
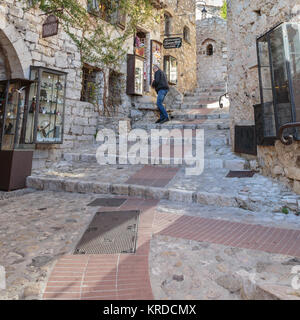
[157,89,169,120]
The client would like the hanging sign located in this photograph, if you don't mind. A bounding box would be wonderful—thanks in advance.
[42,14,59,38]
[163,37,182,49]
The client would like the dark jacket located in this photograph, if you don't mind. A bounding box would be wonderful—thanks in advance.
[152,69,169,93]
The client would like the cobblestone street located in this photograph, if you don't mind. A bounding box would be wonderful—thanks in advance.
[2,106,300,300]
[1,0,300,303]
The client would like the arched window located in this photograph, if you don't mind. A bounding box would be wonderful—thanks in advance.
[206,44,213,56]
[164,13,172,36]
[183,26,190,43]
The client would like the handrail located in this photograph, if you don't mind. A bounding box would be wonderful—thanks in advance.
[219,92,228,109]
[278,122,300,145]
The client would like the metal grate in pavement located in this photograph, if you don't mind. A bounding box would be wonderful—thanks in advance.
[74,210,139,254]
[226,170,256,178]
[87,198,127,207]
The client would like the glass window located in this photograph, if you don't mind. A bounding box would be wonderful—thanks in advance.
[183,26,190,43]
[0,79,36,150]
[134,58,144,95]
[164,56,177,85]
[206,44,213,56]
[257,35,276,137]
[81,66,98,103]
[256,23,300,141]
[164,13,171,36]
[287,24,300,124]
[36,71,65,143]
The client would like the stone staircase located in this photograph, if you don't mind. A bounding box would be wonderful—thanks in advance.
[26,101,300,215]
[182,82,228,109]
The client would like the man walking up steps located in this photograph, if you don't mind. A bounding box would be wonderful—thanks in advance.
[151,65,170,124]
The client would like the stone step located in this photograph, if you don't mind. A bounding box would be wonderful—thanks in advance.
[62,152,246,169]
[170,112,229,121]
[26,170,298,213]
[131,119,230,130]
[184,96,221,103]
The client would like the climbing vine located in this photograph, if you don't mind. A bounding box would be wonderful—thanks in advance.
[220,0,227,20]
[24,0,159,115]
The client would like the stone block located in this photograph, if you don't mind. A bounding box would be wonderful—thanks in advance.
[77,181,94,193]
[89,182,110,194]
[63,180,79,193]
[128,185,146,198]
[168,189,194,203]
[145,187,169,200]
[111,184,129,196]
[26,176,44,190]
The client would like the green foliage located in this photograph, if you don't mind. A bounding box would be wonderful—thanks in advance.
[26,0,157,69]
[282,207,289,215]
[220,1,227,20]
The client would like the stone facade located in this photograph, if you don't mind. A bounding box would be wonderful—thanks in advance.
[227,0,300,193]
[160,0,197,95]
[0,0,195,167]
[195,0,227,89]
[196,16,227,87]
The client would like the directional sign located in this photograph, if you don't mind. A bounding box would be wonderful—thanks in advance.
[163,37,182,49]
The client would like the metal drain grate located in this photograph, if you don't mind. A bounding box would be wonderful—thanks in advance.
[226,170,256,178]
[87,198,127,207]
[74,210,139,254]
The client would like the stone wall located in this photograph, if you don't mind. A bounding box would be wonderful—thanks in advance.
[160,0,197,95]
[0,1,163,166]
[196,16,227,87]
[227,0,300,193]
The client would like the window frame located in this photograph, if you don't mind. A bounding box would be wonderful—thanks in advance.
[183,26,190,43]
[163,55,177,85]
[80,65,100,104]
[256,22,300,142]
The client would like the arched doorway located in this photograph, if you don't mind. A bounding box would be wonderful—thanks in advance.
[0,45,9,80]
[0,23,32,79]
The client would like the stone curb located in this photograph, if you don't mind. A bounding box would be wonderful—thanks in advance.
[26,176,272,210]
[0,188,36,200]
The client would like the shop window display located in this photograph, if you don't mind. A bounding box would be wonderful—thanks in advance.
[27,66,67,144]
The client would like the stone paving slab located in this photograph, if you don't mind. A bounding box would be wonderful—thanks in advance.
[0,191,99,300]
[150,236,300,300]
[1,191,300,300]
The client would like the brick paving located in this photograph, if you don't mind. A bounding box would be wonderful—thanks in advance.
[153,213,300,257]
[42,196,300,300]
[43,198,158,300]
[125,165,179,187]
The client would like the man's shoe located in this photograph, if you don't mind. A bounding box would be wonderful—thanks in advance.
[159,118,169,124]
[155,119,161,124]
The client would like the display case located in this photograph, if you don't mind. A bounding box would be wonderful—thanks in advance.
[28,66,67,144]
[126,54,144,95]
[256,22,300,141]
[0,79,35,191]
[0,79,37,150]
[164,55,177,85]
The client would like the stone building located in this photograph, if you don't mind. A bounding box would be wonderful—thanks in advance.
[227,0,300,193]
[0,0,197,169]
[195,0,227,90]
[160,0,197,94]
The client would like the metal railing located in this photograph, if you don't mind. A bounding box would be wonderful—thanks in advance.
[219,92,228,109]
[278,122,300,145]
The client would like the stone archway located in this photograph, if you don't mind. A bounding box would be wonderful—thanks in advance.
[0,21,32,79]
